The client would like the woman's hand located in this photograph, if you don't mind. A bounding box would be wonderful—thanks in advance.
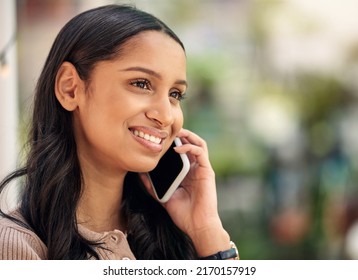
[140,129,231,257]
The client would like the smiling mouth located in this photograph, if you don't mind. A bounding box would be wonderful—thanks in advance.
[131,129,162,144]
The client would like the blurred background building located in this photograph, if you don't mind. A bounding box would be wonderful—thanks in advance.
[1,0,358,259]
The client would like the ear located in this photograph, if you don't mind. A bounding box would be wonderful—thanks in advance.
[55,62,83,111]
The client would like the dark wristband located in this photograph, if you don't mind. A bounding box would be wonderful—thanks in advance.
[199,247,238,260]
[199,241,239,260]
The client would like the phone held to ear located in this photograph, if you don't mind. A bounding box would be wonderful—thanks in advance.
[147,137,190,203]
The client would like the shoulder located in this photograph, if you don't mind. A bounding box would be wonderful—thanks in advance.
[0,211,47,259]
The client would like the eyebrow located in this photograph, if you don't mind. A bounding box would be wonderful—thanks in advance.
[121,66,188,88]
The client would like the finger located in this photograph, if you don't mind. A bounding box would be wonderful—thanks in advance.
[174,144,212,170]
[174,144,204,158]
[177,129,207,149]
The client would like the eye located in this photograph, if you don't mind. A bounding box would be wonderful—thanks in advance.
[169,91,186,102]
[130,79,151,90]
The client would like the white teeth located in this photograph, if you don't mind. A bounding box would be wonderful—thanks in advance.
[132,130,161,144]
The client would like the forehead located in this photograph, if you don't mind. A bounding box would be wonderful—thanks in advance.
[114,31,186,72]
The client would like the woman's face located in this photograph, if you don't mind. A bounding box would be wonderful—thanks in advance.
[73,31,187,174]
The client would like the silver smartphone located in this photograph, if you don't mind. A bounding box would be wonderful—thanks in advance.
[147,137,190,203]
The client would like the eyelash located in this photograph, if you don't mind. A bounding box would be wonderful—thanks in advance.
[130,79,186,102]
[170,91,186,102]
[130,79,151,90]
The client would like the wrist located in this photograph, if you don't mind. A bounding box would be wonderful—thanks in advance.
[191,226,231,258]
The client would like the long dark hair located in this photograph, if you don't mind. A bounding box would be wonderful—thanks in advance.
[0,4,197,260]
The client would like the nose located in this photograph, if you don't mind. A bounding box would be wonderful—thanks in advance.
[145,95,174,127]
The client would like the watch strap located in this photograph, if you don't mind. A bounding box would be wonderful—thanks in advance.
[199,241,239,260]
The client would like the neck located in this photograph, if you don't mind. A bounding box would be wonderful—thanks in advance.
[76,157,128,233]
[77,181,126,233]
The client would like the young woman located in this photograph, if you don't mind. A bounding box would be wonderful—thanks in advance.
[0,4,238,260]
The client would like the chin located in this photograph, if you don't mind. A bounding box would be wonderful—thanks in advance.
[128,161,158,173]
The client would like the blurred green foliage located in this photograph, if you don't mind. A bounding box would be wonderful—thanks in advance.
[175,0,358,259]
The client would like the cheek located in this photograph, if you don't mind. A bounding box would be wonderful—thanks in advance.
[173,108,184,133]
